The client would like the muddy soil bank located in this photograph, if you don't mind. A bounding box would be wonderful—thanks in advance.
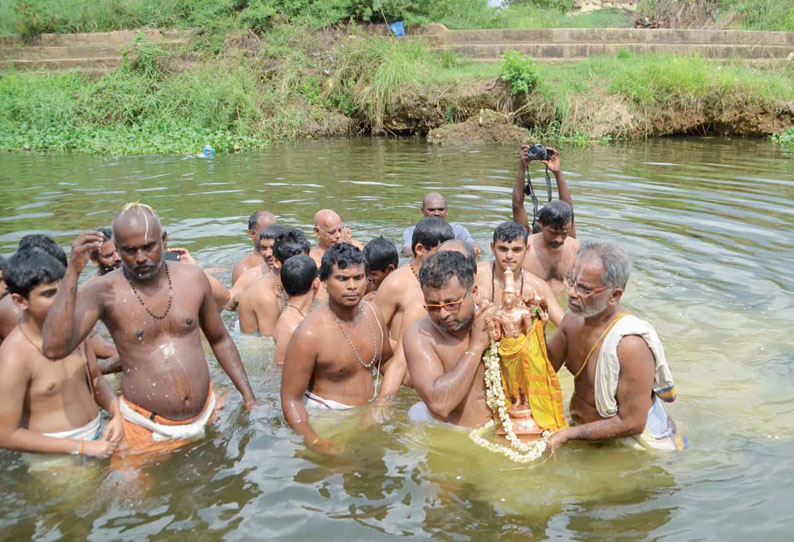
[380,78,794,143]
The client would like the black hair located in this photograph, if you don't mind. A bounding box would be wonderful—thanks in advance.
[280,255,318,297]
[4,248,66,298]
[95,227,112,241]
[319,243,367,281]
[411,217,455,257]
[0,255,6,273]
[493,221,528,244]
[17,234,67,268]
[364,236,398,272]
[260,224,288,241]
[91,227,114,259]
[273,228,310,264]
[438,239,476,276]
[537,200,573,230]
[419,251,475,290]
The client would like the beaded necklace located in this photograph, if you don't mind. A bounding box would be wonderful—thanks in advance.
[328,303,381,370]
[124,262,173,320]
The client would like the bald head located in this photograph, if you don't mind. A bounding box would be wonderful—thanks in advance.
[112,203,166,280]
[438,239,476,275]
[313,209,343,249]
[112,203,162,243]
[249,210,277,233]
[421,193,448,219]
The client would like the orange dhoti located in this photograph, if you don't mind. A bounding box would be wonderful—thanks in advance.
[118,383,218,457]
[497,319,568,432]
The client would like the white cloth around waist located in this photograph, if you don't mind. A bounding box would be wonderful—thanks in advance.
[43,413,102,441]
[120,392,216,442]
[303,390,355,412]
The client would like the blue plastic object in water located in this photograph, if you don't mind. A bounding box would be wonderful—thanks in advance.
[389,21,405,37]
[198,144,215,158]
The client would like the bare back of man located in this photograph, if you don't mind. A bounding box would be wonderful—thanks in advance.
[238,273,282,336]
[374,264,422,341]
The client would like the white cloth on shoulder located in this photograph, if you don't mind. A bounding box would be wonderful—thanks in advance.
[119,392,216,442]
[594,315,683,452]
[303,390,355,412]
[594,314,677,419]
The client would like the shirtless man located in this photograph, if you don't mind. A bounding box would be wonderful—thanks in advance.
[545,242,680,452]
[309,209,362,267]
[41,203,257,453]
[401,193,480,258]
[89,227,121,276]
[272,255,319,366]
[238,228,310,336]
[403,251,493,426]
[476,221,564,326]
[0,248,122,457]
[232,211,277,285]
[375,216,454,343]
[281,243,394,454]
[363,236,398,298]
[227,224,287,310]
[512,145,579,294]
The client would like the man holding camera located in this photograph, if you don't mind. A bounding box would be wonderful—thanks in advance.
[512,145,579,295]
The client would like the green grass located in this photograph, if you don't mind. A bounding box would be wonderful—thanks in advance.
[2,26,793,154]
[771,128,794,148]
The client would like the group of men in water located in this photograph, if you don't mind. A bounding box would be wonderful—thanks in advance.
[0,145,681,466]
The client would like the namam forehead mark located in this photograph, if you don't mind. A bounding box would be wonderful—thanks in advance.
[112,204,162,245]
[570,253,605,287]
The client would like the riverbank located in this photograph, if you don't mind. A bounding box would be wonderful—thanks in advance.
[1,24,793,154]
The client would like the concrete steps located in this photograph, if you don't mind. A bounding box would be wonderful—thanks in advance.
[443,42,794,62]
[0,29,186,75]
[429,27,794,63]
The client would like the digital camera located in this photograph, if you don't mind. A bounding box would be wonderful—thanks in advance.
[526,143,549,161]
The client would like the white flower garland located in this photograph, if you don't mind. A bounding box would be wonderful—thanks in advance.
[469,341,548,462]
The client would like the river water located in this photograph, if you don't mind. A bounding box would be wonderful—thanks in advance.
[0,138,792,541]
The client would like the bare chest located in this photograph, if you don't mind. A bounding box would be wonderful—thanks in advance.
[30,350,88,398]
[103,281,201,344]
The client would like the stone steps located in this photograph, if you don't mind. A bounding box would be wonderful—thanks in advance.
[442,42,794,61]
[432,27,794,47]
[0,29,184,46]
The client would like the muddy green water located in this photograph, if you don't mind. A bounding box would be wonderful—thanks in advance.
[1,139,793,541]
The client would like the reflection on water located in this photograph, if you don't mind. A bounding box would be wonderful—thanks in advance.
[1,138,793,540]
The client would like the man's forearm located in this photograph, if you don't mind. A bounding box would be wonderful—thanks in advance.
[211,335,256,405]
[282,399,318,443]
[0,429,81,455]
[379,352,406,400]
[561,415,641,444]
[423,345,486,417]
[94,376,120,416]
[554,171,576,237]
[42,267,81,359]
[512,164,529,228]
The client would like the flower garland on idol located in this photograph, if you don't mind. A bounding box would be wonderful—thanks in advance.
[468,341,548,463]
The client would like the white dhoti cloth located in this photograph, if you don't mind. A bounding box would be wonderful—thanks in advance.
[42,413,102,441]
[24,414,103,470]
[119,392,216,442]
[303,391,355,412]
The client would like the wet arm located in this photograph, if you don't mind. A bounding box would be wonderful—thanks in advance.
[42,267,102,359]
[554,171,576,238]
[546,320,568,372]
[512,160,529,230]
[199,273,257,409]
[535,279,564,327]
[85,342,120,417]
[374,282,400,330]
[403,325,487,418]
[280,327,320,443]
[550,336,654,446]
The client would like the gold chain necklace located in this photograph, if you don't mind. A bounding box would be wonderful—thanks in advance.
[328,304,381,370]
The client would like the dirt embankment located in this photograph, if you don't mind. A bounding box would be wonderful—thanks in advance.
[381,78,794,144]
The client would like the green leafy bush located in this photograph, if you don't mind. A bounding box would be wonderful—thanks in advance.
[501,51,539,95]
[771,128,794,148]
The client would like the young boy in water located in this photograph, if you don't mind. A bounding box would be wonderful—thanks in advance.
[0,248,122,458]
[363,236,398,299]
[272,255,320,366]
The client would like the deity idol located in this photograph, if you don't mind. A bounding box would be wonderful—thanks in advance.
[484,273,567,438]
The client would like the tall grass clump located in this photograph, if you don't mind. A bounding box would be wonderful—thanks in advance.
[501,51,539,95]
[771,128,794,148]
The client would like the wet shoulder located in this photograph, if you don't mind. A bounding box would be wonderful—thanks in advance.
[0,328,35,376]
